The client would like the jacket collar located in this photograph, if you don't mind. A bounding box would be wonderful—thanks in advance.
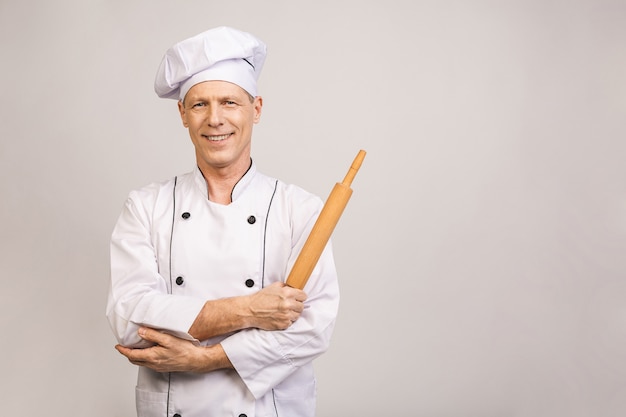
[193,159,257,203]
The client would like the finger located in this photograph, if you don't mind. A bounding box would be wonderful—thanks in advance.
[115,344,132,358]
[138,327,171,345]
[285,287,307,302]
[115,344,150,365]
[287,312,301,327]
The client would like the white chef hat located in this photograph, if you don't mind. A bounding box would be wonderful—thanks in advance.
[154,26,267,101]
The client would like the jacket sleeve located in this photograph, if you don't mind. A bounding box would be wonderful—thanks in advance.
[220,187,340,399]
[106,188,205,348]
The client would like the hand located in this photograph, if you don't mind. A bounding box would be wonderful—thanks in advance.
[115,327,231,373]
[246,282,307,330]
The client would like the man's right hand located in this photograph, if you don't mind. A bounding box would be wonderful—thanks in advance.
[246,282,308,330]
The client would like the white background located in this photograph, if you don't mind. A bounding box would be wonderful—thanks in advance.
[1,0,625,415]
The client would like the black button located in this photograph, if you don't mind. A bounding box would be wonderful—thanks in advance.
[245,279,255,288]
[239,414,247,417]
[173,414,181,417]
[247,215,256,224]
[182,212,191,219]
[175,276,184,286]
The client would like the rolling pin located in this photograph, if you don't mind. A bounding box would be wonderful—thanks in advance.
[286,150,366,289]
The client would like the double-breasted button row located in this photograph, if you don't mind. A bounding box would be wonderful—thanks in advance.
[172,409,246,416]
[177,276,254,287]
[173,410,245,416]
[180,212,256,225]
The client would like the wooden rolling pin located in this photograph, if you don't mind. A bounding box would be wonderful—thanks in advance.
[286,150,366,289]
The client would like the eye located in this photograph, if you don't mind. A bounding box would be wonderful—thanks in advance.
[192,102,206,108]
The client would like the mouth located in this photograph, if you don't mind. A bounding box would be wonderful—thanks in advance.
[202,133,232,142]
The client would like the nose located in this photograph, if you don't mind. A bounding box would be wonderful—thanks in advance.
[206,105,223,127]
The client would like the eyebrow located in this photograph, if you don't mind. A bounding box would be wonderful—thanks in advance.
[188,95,242,103]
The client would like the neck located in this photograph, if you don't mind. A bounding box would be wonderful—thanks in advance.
[198,159,251,204]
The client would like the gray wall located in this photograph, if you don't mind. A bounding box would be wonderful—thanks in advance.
[1,0,625,415]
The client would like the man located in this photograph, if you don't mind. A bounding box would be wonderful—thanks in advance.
[106,26,340,417]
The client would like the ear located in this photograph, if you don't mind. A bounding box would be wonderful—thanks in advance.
[253,96,263,124]
[178,100,188,128]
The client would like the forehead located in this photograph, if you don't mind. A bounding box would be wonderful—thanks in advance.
[184,80,248,101]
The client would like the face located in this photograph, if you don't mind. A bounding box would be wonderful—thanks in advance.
[178,80,262,176]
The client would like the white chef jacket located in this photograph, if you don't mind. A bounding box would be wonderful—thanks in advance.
[106,162,340,417]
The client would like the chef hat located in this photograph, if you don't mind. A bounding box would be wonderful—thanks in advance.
[154,26,267,101]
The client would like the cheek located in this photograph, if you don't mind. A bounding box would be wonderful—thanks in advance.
[185,115,203,130]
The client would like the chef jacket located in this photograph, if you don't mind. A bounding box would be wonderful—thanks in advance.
[106,162,340,417]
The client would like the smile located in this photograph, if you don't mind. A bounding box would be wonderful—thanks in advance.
[203,133,232,141]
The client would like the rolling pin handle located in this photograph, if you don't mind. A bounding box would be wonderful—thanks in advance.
[342,150,367,187]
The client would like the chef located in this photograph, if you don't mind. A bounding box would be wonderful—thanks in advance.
[106,26,340,417]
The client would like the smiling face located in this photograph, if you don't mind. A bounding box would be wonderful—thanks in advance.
[178,80,262,178]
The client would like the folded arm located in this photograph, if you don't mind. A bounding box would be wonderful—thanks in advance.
[188,282,307,340]
[115,282,309,373]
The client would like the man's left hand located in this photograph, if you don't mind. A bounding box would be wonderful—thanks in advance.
[115,327,232,373]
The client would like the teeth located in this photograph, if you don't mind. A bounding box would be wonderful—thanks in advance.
[205,134,230,141]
